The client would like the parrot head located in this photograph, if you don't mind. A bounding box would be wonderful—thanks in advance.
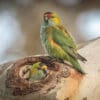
[39,62,48,74]
[31,62,48,74]
[44,12,61,25]
[29,62,48,81]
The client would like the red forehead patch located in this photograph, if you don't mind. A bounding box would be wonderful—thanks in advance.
[44,12,52,18]
[44,12,52,15]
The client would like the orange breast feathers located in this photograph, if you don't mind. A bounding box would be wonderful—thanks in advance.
[49,37,60,48]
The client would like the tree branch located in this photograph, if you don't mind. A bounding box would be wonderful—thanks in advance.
[0,38,100,100]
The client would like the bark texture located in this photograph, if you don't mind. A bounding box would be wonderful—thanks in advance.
[0,38,100,100]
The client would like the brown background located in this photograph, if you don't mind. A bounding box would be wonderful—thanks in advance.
[0,0,100,63]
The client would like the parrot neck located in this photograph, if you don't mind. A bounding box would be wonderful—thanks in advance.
[44,20,61,27]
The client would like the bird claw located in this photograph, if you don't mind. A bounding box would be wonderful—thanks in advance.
[47,56,63,64]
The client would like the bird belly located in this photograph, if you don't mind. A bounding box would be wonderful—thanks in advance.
[41,27,69,61]
[45,39,69,61]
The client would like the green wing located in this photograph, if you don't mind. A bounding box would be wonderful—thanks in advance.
[51,26,77,59]
[31,62,41,70]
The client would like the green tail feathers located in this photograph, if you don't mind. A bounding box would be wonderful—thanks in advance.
[70,58,85,74]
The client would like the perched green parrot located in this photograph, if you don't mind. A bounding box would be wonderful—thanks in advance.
[40,12,87,74]
[29,62,48,81]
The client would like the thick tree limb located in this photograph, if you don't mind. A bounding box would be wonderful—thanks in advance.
[0,38,100,100]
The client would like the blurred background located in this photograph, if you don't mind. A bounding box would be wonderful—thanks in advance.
[0,0,100,64]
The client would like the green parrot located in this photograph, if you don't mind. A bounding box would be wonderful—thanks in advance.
[29,62,48,81]
[40,12,87,74]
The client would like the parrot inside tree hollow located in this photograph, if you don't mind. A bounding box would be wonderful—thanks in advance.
[29,62,48,81]
[40,12,87,74]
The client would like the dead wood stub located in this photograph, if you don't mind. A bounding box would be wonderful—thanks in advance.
[5,56,70,96]
[0,62,12,75]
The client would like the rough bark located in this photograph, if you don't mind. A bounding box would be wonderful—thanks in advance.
[0,38,100,100]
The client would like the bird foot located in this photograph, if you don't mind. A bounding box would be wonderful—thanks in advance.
[47,56,63,63]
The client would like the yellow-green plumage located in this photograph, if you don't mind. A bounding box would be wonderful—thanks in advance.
[29,62,47,81]
[40,12,87,74]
